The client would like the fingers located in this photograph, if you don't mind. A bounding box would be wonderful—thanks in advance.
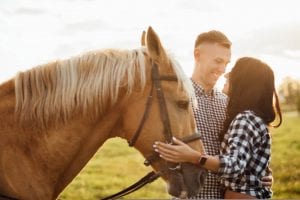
[154,142,177,156]
[261,176,273,188]
[153,141,175,152]
[153,140,185,163]
[158,152,178,163]
[153,143,178,162]
[261,180,272,188]
[261,176,272,181]
[172,137,185,145]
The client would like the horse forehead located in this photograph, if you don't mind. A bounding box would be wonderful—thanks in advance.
[143,51,174,72]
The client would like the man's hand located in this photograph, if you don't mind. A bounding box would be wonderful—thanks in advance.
[261,175,273,188]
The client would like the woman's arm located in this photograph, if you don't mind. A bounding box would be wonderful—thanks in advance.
[154,137,221,172]
[154,115,254,177]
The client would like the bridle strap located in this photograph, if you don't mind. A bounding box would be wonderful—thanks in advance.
[153,75,178,81]
[128,84,154,146]
[128,62,177,146]
[151,63,174,143]
[180,132,202,144]
[101,171,160,200]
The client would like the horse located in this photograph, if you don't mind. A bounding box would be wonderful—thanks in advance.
[0,27,206,200]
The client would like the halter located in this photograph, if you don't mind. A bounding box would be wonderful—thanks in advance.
[102,62,202,200]
[128,62,176,146]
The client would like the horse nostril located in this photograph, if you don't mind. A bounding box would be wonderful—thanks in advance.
[168,163,181,171]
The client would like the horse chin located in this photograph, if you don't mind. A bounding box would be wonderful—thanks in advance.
[181,162,207,197]
[166,170,187,198]
[167,163,207,198]
[178,190,188,199]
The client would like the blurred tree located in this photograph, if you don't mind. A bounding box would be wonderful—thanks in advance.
[297,97,300,114]
[278,77,300,112]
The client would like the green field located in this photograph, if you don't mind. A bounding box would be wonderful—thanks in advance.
[271,113,300,198]
[59,114,300,199]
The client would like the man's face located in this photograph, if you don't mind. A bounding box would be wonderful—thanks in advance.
[194,42,231,89]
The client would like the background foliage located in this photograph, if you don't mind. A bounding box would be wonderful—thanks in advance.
[59,113,300,199]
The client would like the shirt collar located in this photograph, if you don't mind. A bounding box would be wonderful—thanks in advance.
[191,79,217,97]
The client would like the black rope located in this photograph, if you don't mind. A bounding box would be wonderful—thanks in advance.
[101,171,160,200]
[0,194,18,200]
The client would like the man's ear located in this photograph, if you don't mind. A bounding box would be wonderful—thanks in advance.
[194,48,201,62]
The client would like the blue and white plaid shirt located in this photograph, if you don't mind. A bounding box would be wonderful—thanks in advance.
[191,80,227,199]
[218,110,272,199]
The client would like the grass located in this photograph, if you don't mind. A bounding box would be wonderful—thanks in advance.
[59,114,300,199]
[58,138,170,200]
[271,113,300,198]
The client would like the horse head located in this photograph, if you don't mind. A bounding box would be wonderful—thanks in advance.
[119,27,207,198]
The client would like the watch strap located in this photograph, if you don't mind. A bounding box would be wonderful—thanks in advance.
[198,154,208,166]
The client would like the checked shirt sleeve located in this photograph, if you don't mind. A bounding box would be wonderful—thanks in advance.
[218,114,256,178]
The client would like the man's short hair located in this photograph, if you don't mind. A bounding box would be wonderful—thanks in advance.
[194,30,232,49]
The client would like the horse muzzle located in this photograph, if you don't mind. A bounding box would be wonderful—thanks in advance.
[167,162,207,198]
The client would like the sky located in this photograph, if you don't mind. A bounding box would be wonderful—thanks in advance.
[0,0,300,89]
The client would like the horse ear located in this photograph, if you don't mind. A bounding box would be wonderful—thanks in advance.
[146,26,167,63]
[141,30,146,46]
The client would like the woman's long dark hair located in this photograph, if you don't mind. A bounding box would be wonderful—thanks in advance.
[220,57,282,141]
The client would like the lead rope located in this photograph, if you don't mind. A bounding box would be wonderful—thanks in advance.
[101,171,161,200]
[0,194,18,200]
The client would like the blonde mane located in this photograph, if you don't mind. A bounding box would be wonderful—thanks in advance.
[14,48,194,128]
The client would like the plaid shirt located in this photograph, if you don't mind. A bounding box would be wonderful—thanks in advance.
[191,80,227,199]
[218,110,272,199]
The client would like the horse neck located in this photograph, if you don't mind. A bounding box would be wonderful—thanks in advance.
[0,79,124,199]
[52,105,124,197]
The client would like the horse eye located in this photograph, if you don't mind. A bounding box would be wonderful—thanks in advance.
[177,100,189,110]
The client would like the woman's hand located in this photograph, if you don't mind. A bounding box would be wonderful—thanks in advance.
[153,137,201,164]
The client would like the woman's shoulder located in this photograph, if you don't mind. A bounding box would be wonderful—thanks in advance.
[235,110,263,122]
[234,110,268,135]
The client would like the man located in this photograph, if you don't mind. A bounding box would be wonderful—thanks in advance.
[190,30,272,199]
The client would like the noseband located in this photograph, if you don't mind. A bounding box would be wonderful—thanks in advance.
[102,62,201,200]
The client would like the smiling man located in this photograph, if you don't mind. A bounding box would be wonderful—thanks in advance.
[192,31,231,92]
[190,30,232,199]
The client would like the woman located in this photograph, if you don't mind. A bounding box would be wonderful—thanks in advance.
[154,57,282,199]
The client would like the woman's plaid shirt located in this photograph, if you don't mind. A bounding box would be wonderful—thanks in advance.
[218,110,272,199]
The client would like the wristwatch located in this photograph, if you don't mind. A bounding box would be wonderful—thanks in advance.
[198,154,208,166]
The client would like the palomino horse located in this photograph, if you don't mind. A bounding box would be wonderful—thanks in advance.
[0,27,206,200]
